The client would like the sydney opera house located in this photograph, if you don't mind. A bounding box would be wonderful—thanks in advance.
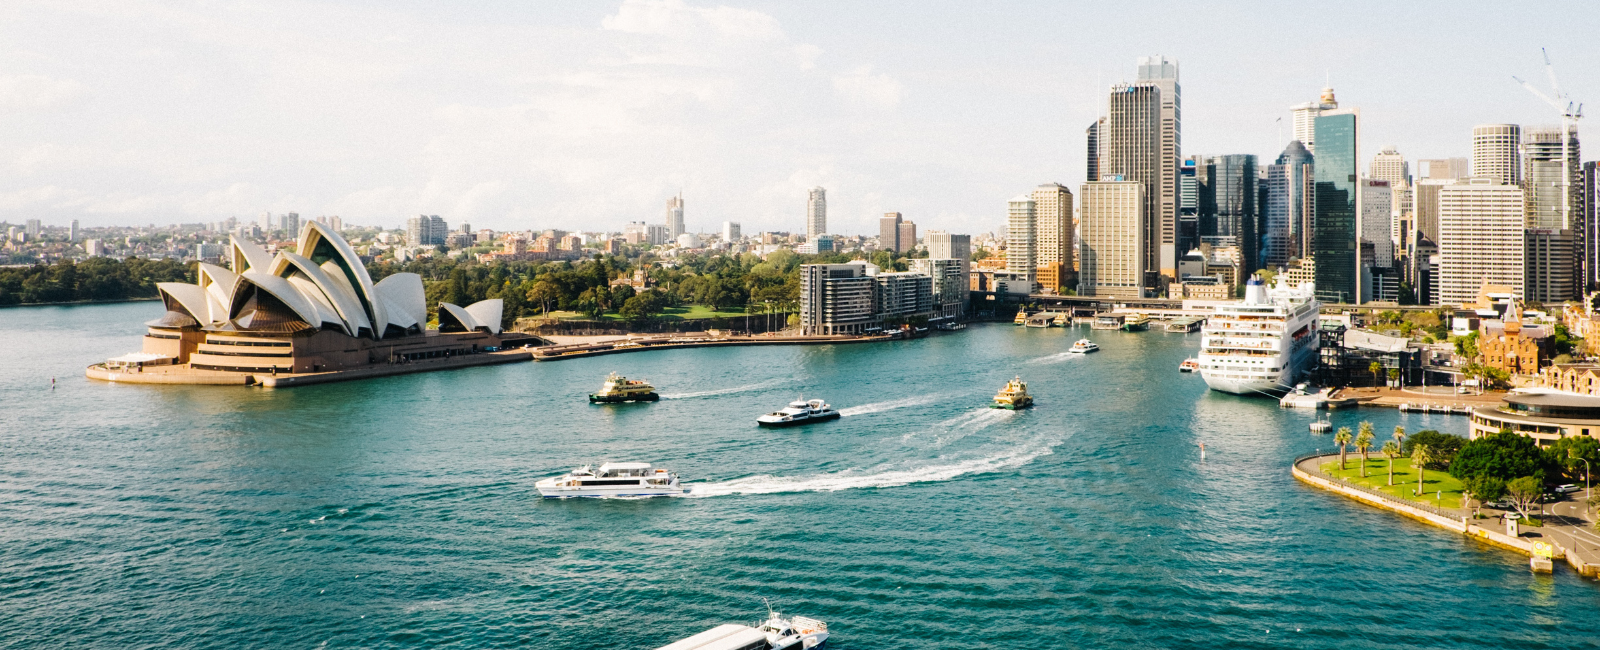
[87,221,535,386]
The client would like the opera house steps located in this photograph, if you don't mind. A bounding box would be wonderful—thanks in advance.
[85,221,541,388]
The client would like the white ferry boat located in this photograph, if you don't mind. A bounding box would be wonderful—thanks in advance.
[1198,275,1320,396]
[535,462,687,498]
[657,609,829,650]
[1069,339,1099,354]
[757,399,841,427]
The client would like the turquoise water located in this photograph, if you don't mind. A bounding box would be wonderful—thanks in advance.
[4,302,1599,649]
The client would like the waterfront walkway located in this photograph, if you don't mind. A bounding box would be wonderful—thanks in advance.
[1334,386,1506,410]
[1293,453,1600,578]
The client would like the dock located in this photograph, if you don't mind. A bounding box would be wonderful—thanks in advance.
[532,331,900,360]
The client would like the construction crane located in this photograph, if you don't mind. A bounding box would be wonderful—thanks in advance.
[1512,48,1583,228]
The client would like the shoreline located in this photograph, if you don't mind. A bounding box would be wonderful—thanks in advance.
[532,331,904,360]
[0,297,162,309]
[1292,453,1598,577]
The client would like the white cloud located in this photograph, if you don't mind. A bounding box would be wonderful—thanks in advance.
[602,0,784,41]
[0,74,85,111]
[832,66,903,109]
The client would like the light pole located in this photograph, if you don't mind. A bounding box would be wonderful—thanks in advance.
[1573,450,1592,517]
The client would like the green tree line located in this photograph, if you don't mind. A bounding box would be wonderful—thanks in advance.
[0,258,194,306]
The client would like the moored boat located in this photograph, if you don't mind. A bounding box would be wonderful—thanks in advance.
[991,376,1033,409]
[590,371,660,403]
[1179,358,1199,372]
[757,398,841,427]
[536,462,686,498]
[1120,313,1151,332]
[1198,275,1320,396]
[1070,339,1099,354]
[1013,309,1029,325]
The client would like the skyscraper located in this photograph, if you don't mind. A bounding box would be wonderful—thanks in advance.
[1586,161,1600,290]
[1104,82,1161,289]
[1136,55,1181,278]
[1178,159,1200,256]
[1437,180,1526,305]
[1522,125,1582,301]
[1006,196,1036,278]
[1420,158,1470,180]
[665,194,685,238]
[1085,118,1105,181]
[723,221,741,242]
[897,221,918,253]
[1289,87,1338,152]
[68,219,78,242]
[1369,146,1409,185]
[806,187,826,238]
[1471,124,1522,185]
[1312,109,1360,304]
[1360,180,1394,268]
[1031,183,1074,291]
[1207,154,1259,271]
[1263,140,1313,267]
[926,230,971,285]
[281,212,300,239]
[1078,181,1146,299]
[879,212,903,252]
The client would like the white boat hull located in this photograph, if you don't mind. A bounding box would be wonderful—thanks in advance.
[1202,374,1288,395]
[536,483,687,498]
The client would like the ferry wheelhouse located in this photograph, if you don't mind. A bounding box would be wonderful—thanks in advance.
[1197,275,1320,395]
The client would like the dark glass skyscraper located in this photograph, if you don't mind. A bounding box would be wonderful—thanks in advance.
[1207,154,1259,271]
[1264,140,1313,267]
[1313,111,1359,303]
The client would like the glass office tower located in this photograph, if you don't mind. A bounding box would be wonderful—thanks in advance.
[1313,111,1359,303]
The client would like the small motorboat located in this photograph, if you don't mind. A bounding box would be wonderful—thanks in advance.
[1179,358,1199,372]
[1309,416,1333,433]
[991,376,1034,410]
[1069,339,1099,354]
[757,398,841,427]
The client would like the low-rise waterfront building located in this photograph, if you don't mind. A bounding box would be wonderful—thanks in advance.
[1470,392,1600,446]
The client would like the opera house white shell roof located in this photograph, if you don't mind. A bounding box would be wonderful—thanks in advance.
[154,221,502,338]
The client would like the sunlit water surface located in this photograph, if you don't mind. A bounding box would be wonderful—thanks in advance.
[3,302,1598,648]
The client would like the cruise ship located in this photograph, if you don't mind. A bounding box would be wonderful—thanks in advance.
[1197,275,1320,396]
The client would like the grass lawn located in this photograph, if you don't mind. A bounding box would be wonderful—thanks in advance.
[540,305,761,323]
[1320,456,1466,510]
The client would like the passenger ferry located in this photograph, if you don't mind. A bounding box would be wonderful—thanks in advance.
[1120,313,1151,331]
[1013,309,1029,325]
[1053,313,1072,327]
[536,462,687,498]
[757,398,841,427]
[1091,313,1124,330]
[991,376,1033,409]
[657,608,829,650]
[590,372,660,403]
[1069,339,1099,354]
[1198,275,1320,395]
[1179,358,1199,372]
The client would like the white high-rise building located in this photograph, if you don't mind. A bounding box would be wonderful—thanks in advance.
[1135,55,1180,278]
[1078,181,1146,299]
[806,187,826,238]
[665,194,685,238]
[1031,182,1074,272]
[1471,124,1522,186]
[1006,195,1036,280]
[68,219,78,241]
[1370,146,1409,186]
[722,221,741,242]
[1290,87,1338,152]
[1437,179,1526,306]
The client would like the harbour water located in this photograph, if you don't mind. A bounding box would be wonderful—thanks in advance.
[4,302,1600,648]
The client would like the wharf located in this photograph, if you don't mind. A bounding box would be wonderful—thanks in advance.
[1338,386,1506,411]
[532,331,900,361]
[1293,453,1600,578]
[88,348,536,387]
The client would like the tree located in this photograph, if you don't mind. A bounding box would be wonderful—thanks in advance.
[1546,436,1600,482]
[1387,368,1400,386]
[527,280,562,316]
[1382,441,1400,486]
[1368,361,1385,386]
[1412,443,1433,496]
[1335,427,1353,471]
[1355,423,1375,478]
[1449,430,1551,483]
[1462,476,1506,517]
[1392,426,1406,454]
[1402,430,1467,470]
[1506,476,1543,520]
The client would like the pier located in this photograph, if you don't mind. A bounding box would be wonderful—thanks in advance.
[532,331,900,361]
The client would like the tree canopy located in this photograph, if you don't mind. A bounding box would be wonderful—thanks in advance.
[1448,430,1552,483]
[1402,430,1468,469]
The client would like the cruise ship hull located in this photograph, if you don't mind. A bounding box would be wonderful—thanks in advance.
[1202,374,1291,396]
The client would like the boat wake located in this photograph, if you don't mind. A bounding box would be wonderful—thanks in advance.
[685,432,1061,498]
[1027,350,1083,364]
[840,394,941,417]
[661,377,790,400]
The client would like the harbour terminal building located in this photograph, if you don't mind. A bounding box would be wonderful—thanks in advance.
[87,222,534,387]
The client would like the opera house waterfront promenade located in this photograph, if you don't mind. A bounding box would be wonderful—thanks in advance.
[84,222,538,387]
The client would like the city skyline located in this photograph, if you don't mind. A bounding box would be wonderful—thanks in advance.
[0,1,1595,235]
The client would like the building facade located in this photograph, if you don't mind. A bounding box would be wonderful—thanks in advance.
[1031,183,1074,292]
[666,194,685,239]
[1263,140,1313,267]
[799,264,880,335]
[1078,181,1146,299]
[1312,109,1360,304]
[1136,55,1181,278]
[1437,180,1527,306]
[806,187,826,239]
[1105,82,1162,290]
[1471,124,1522,186]
[1006,195,1036,282]
[1290,86,1338,152]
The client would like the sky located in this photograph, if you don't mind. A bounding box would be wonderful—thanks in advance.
[2,0,1596,236]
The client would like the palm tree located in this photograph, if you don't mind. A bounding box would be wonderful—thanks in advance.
[1369,361,1385,386]
[1411,443,1433,497]
[1334,427,1353,471]
[1392,426,1406,454]
[1387,368,1400,387]
[1355,424,1375,478]
[1381,441,1400,486]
